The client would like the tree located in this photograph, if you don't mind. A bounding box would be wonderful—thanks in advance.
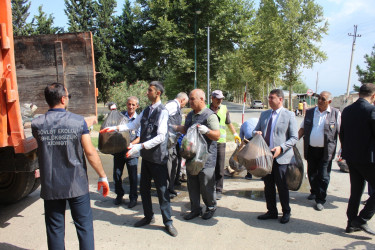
[135,0,255,99]
[276,0,328,109]
[112,0,143,84]
[92,0,117,102]
[31,5,63,35]
[356,44,375,86]
[64,0,96,32]
[11,0,33,36]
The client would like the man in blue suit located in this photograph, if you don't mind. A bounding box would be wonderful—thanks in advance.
[340,83,375,235]
[253,89,298,224]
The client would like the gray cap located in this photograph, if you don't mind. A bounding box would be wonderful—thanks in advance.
[212,90,224,99]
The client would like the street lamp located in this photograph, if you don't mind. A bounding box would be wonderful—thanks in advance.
[194,10,202,89]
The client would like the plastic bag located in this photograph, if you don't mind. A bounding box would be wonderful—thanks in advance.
[237,134,273,177]
[180,124,209,175]
[167,125,179,149]
[286,146,304,191]
[229,140,248,172]
[98,110,130,154]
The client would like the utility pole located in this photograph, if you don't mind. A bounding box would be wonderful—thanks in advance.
[346,25,361,97]
[315,72,318,105]
[207,26,210,102]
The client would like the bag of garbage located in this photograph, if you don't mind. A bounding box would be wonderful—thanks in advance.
[229,139,249,172]
[98,110,130,154]
[180,124,209,175]
[237,134,273,177]
[167,125,179,149]
[286,146,304,191]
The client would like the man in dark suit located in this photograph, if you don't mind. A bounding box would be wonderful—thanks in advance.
[253,89,298,224]
[340,83,375,235]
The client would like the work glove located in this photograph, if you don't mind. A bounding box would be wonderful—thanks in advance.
[99,125,128,133]
[97,177,109,197]
[126,143,143,158]
[197,124,209,134]
[234,133,241,144]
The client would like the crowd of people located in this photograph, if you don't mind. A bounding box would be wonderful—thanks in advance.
[31,81,375,249]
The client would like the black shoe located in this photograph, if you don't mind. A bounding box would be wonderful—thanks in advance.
[169,189,178,195]
[216,192,222,200]
[345,221,361,233]
[245,173,253,180]
[134,216,155,227]
[314,203,324,211]
[128,200,137,208]
[174,180,181,186]
[351,220,375,235]
[183,211,201,220]
[307,194,316,200]
[257,212,278,220]
[202,208,216,220]
[113,195,123,205]
[280,213,290,224]
[165,224,178,237]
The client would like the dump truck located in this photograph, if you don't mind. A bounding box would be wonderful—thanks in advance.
[0,0,98,204]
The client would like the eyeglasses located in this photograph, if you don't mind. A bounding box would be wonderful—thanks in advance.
[65,94,71,99]
[318,97,327,101]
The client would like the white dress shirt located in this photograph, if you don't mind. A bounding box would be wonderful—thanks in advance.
[300,106,341,147]
[269,107,283,149]
[123,100,168,150]
[165,99,180,116]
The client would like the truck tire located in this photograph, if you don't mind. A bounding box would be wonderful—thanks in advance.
[0,172,35,204]
[29,177,41,194]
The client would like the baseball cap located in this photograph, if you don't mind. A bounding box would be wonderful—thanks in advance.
[212,90,224,99]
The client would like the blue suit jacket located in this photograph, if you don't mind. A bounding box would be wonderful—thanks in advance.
[253,107,298,164]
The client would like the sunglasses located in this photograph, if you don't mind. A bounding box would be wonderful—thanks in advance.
[65,94,71,99]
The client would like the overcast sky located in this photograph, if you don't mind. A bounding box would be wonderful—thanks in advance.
[27,0,375,97]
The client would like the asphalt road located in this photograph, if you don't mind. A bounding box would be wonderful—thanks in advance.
[1,102,374,249]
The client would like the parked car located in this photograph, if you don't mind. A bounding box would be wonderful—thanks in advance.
[250,100,263,109]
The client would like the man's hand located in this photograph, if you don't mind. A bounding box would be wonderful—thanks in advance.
[197,124,209,134]
[271,146,282,158]
[99,126,117,133]
[126,143,142,158]
[254,131,262,135]
[234,133,241,144]
[97,177,109,197]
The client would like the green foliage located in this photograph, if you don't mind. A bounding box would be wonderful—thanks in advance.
[31,5,64,35]
[106,80,168,113]
[11,0,33,36]
[282,80,308,93]
[356,44,375,87]
[64,0,96,32]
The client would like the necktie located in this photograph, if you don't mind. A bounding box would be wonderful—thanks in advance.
[148,106,153,118]
[264,111,275,146]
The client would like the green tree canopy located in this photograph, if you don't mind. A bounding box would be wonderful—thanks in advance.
[31,5,63,35]
[11,0,33,36]
[356,44,375,85]
[64,0,96,32]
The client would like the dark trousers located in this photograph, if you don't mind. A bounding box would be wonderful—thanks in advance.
[187,167,216,212]
[44,193,94,250]
[347,161,375,224]
[307,146,332,204]
[167,146,178,192]
[175,145,182,183]
[263,160,291,214]
[140,159,172,226]
[113,152,138,201]
[215,143,226,193]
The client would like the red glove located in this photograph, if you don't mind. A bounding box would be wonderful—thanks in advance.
[97,177,109,197]
[99,126,117,133]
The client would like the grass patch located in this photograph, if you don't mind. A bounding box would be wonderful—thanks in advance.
[91,137,98,148]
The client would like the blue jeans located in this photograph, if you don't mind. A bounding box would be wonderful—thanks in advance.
[113,152,138,201]
[44,193,94,250]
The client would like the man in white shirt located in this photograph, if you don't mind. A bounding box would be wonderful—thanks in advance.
[298,91,341,211]
[165,92,188,198]
[100,81,177,237]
